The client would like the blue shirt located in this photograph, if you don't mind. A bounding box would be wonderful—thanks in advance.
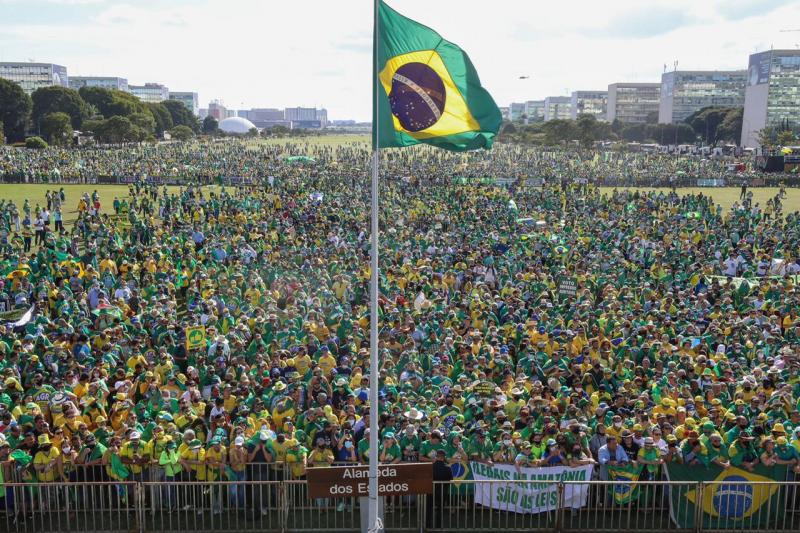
[598,444,629,465]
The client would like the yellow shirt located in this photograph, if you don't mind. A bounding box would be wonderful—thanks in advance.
[204,446,226,481]
[119,441,148,474]
[34,447,61,482]
[180,447,206,480]
[318,353,337,376]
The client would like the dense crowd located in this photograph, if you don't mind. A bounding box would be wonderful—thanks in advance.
[1,140,760,186]
[0,141,798,516]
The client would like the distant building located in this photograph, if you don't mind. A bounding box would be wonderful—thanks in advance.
[283,107,327,128]
[524,100,545,122]
[509,102,525,122]
[69,76,129,92]
[169,91,199,116]
[607,82,660,123]
[658,70,746,124]
[284,107,317,121]
[316,108,328,128]
[544,96,571,121]
[570,91,607,120]
[0,62,68,94]
[240,108,286,128]
[208,100,227,121]
[499,107,510,121]
[199,108,209,120]
[742,49,800,148]
[130,83,169,103]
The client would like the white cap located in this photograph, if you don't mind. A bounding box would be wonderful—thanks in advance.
[234,436,245,446]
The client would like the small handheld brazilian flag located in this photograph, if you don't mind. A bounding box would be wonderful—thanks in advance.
[373,1,502,152]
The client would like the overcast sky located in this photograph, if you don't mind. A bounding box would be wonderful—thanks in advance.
[1,0,799,121]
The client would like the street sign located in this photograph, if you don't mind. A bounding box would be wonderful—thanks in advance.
[306,463,432,499]
[185,326,206,350]
[558,278,577,298]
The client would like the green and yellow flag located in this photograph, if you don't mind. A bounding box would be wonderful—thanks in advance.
[373,1,501,152]
[665,463,788,529]
[608,463,642,505]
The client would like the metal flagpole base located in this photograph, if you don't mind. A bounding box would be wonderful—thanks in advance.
[361,496,384,532]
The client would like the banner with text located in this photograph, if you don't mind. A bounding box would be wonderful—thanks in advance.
[471,461,593,514]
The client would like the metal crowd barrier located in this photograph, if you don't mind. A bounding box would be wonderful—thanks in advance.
[0,478,799,532]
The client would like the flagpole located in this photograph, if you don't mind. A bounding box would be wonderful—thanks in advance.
[368,0,381,531]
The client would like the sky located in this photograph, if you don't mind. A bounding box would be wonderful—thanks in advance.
[1,0,799,121]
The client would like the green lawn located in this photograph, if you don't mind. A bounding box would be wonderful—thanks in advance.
[596,186,800,213]
[0,184,222,227]
[1,184,797,231]
[251,133,369,147]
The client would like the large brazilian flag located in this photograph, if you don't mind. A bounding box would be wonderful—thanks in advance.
[373,1,502,152]
[665,463,789,529]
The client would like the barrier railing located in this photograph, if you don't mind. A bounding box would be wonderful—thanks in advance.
[1,479,799,532]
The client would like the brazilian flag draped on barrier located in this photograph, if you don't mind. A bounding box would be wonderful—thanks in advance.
[373,1,502,152]
[608,463,642,504]
[665,463,788,529]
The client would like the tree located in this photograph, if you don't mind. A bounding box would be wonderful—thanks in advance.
[756,128,775,150]
[685,106,740,145]
[129,112,155,136]
[0,78,32,142]
[202,116,218,134]
[41,112,73,146]
[575,114,601,146]
[145,102,173,137]
[162,100,199,132]
[94,115,135,144]
[541,119,579,145]
[78,86,148,118]
[777,130,796,147]
[169,125,194,141]
[0,121,3,144]
[25,136,48,149]
[621,123,647,142]
[716,107,743,144]
[247,127,259,137]
[31,86,89,130]
[645,110,659,124]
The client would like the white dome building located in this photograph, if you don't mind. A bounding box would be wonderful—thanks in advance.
[218,117,257,134]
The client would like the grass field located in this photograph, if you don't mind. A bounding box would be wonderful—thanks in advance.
[1,184,797,231]
[2,184,797,229]
[250,133,369,147]
[0,184,224,227]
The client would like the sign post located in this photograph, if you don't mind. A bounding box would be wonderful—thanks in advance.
[185,326,206,351]
[558,278,577,300]
[305,463,432,499]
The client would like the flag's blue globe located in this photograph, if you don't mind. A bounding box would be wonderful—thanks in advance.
[451,462,466,479]
[713,476,753,518]
[389,62,446,132]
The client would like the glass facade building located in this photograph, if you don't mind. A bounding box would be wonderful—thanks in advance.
[169,91,199,116]
[508,102,525,122]
[544,96,572,121]
[570,91,608,120]
[0,62,68,94]
[130,83,169,103]
[658,71,746,124]
[69,76,129,92]
[742,50,800,148]
[607,83,660,123]
[524,100,545,122]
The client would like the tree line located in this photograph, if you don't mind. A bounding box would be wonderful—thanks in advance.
[499,106,748,147]
[0,77,200,146]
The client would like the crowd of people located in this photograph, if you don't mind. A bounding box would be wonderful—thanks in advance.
[0,139,767,187]
[0,140,798,517]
